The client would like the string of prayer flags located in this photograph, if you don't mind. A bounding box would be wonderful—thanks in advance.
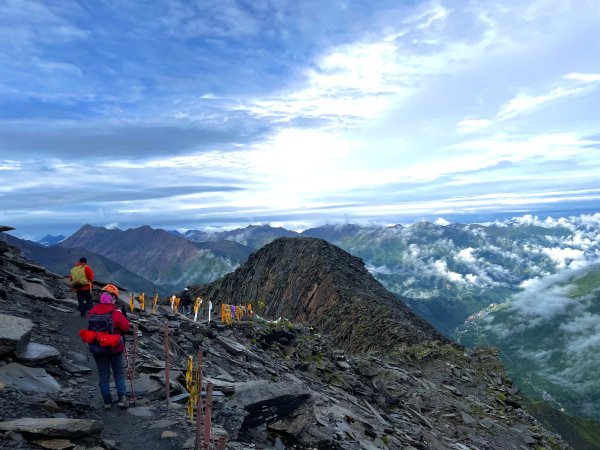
[193,297,202,322]
[235,305,245,322]
[173,297,180,313]
[221,303,233,326]
[208,301,212,322]
[139,292,145,311]
[152,293,159,314]
[170,295,175,311]
[129,293,135,312]
[185,356,199,422]
[219,303,256,325]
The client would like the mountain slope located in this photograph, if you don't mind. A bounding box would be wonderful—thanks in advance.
[59,224,244,290]
[458,263,600,420]
[0,233,161,295]
[196,237,449,353]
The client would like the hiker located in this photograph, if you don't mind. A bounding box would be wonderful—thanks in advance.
[84,284,131,409]
[70,257,94,317]
[181,287,192,316]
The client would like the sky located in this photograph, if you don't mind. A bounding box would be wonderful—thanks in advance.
[1,0,600,239]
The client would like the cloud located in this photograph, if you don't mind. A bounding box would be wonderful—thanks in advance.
[0,120,271,158]
[497,86,591,120]
[563,73,600,82]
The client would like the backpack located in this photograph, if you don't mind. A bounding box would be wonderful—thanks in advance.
[70,265,88,289]
[86,312,119,354]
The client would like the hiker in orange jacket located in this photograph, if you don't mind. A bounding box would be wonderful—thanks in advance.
[70,257,94,317]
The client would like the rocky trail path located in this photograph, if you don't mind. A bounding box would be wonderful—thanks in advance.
[1,284,195,450]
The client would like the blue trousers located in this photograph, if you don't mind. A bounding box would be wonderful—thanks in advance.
[93,352,126,401]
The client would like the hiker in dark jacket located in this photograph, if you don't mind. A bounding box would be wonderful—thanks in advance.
[70,257,94,317]
[181,288,192,316]
[86,284,130,409]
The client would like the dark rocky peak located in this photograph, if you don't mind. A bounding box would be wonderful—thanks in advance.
[197,237,449,353]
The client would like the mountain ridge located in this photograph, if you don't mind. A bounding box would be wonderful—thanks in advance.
[194,236,449,353]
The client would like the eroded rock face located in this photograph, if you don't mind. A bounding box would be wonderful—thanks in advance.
[197,237,449,353]
[0,313,34,356]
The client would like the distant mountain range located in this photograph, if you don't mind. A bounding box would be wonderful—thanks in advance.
[58,224,249,293]
[0,233,161,294]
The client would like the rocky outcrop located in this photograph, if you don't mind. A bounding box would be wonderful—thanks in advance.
[196,237,449,353]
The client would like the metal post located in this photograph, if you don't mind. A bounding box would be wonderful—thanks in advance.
[195,350,204,450]
[164,322,170,404]
[216,437,227,450]
[203,383,213,450]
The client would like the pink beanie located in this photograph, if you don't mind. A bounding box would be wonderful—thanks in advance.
[100,292,114,304]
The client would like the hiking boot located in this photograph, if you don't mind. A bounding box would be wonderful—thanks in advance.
[103,397,112,410]
[116,396,129,408]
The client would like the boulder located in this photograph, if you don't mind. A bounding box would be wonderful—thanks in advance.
[0,418,103,438]
[0,313,34,356]
[0,363,61,393]
[16,342,61,365]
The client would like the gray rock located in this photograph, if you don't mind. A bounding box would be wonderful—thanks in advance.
[0,363,61,393]
[16,342,61,365]
[0,418,103,438]
[336,360,351,371]
[60,361,92,375]
[65,351,88,365]
[161,431,177,439]
[149,419,177,429]
[29,438,75,449]
[461,412,476,425]
[0,313,34,356]
[21,280,55,299]
[127,406,154,417]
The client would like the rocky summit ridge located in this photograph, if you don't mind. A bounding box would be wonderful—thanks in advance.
[195,237,450,353]
[0,228,570,449]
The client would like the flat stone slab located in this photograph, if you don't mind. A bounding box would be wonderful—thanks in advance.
[0,418,103,438]
[21,280,55,300]
[0,313,34,356]
[0,363,61,393]
[56,298,79,310]
[149,419,177,429]
[17,342,61,365]
[31,439,76,450]
[127,406,154,417]
[60,361,92,375]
